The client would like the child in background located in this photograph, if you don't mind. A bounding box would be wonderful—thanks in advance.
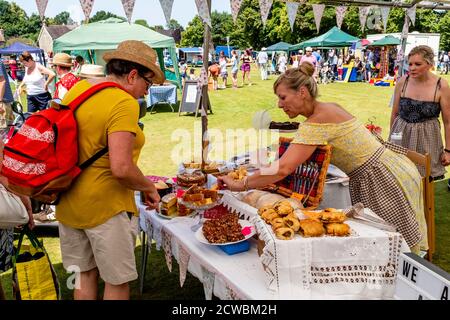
[208,62,220,90]
[188,68,197,81]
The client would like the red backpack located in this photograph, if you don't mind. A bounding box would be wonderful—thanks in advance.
[1,82,125,204]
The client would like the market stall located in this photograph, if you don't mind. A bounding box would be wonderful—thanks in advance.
[53,18,182,88]
[0,41,46,66]
[368,35,401,83]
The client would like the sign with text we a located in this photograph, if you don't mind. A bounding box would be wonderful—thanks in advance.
[395,253,450,300]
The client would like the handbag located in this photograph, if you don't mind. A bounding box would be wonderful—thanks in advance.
[0,184,29,229]
[12,227,60,300]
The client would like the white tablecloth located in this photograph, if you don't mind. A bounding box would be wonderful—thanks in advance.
[137,192,409,300]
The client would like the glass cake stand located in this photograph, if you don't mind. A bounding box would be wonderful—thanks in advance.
[178,197,223,232]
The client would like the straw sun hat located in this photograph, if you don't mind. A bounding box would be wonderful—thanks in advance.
[51,52,73,67]
[79,64,105,78]
[103,40,165,84]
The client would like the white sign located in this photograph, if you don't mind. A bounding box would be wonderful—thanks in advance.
[395,253,450,300]
[186,85,198,103]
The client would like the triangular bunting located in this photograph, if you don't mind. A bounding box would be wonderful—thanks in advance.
[335,6,347,29]
[158,0,174,25]
[230,0,244,23]
[359,7,370,32]
[312,4,325,33]
[79,0,95,21]
[406,4,416,26]
[178,244,190,288]
[35,0,48,20]
[162,230,173,272]
[258,0,273,26]
[286,2,299,32]
[201,266,215,300]
[380,6,390,32]
[121,0,136,24]
[195,0,212,28]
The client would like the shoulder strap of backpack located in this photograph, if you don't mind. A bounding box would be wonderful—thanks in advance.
[67,81,128,111]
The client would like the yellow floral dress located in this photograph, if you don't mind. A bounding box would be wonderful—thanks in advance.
[292,118,427,250]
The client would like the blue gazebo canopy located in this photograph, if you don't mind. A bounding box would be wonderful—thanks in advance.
[0,42,46,65]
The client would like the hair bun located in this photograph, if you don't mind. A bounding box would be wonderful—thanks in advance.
[299,62,315,77]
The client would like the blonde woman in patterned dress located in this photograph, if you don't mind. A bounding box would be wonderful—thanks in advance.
[219,62,427,254]
[390,45,450,181]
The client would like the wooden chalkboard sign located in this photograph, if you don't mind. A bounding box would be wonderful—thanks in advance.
[179,80,212,117]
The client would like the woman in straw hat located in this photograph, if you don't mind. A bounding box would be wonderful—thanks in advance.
[51,52,79,100]
[56,40,165,300]
[78,64,105,79]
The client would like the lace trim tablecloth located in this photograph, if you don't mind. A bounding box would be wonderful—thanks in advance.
[221,190,409,299]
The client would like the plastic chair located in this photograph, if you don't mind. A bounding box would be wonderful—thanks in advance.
[405,150,435,262]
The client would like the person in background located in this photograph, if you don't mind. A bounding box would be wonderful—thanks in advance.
[0,59,15,132]
[300,47,318,79]
[390,45,450,183]
[230,50,239,89]
[218,51,229,89]
[208,61,220,90]
[17,51,55,112]
[73,55,85,76]
[257,48,269,80]
[240,49,252,86]
[219,62,428,254]
[8,56,18,84]
[51,53,80,100]
[354,56,364,82]
[188,68,197,81]
[56,40,162,300]
[178,60,188,87]
[277,53,287,74]
[337,54,344,80]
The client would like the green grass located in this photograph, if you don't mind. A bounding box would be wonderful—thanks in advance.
[2,70,449,300]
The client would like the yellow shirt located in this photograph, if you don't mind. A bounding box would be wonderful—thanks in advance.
[55,80,144,229]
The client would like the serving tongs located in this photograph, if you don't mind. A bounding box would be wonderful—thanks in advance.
[344,203,397,232]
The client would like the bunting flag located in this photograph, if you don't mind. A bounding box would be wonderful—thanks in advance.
[201,266,215,300]
[406,4,417,26]
[359,7,370,32]
[121,0,136,23]
[158,0,174,25]
[230,0,244,23]
[335,6,347,29]
[259,0,273,26]
[35,0,48,20]
[312,4,325,33]
[79,0,95,21]
[195,0,212,28]
[286,2,299,32]
[178,244,190,288]
[162,230,173,273]
[380,6,390,32]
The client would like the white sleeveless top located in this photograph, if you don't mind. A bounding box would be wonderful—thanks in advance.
[23,63,47,95]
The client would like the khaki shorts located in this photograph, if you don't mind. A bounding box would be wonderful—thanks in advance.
[59,212,139,285]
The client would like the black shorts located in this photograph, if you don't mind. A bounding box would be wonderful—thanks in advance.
[27,92,51,113]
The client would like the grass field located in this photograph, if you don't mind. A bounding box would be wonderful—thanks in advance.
[1,69,449,300]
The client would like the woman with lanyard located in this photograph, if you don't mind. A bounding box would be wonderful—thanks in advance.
[18,51,55,112]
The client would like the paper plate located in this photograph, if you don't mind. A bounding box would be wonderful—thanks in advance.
[195,219,256,246]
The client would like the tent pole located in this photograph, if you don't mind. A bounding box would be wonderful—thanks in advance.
[201,0,212,171]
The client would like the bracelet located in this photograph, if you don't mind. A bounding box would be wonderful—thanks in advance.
[445,148,450,153]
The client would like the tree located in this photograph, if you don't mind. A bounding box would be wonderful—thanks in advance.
[50,11,75,25]
[135,19,150,28]
[89,10,125,23]
[166,19,184,31]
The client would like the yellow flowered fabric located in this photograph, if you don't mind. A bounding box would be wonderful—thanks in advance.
[292,118,380,173]
[292,118,428,250]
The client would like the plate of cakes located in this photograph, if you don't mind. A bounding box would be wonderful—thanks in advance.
[157,193,195,219]
[178,185,222,210]
[195,213,256,246]
[258,202,352,240]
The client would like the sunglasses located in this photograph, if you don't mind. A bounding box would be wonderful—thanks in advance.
[138,73,153,89]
